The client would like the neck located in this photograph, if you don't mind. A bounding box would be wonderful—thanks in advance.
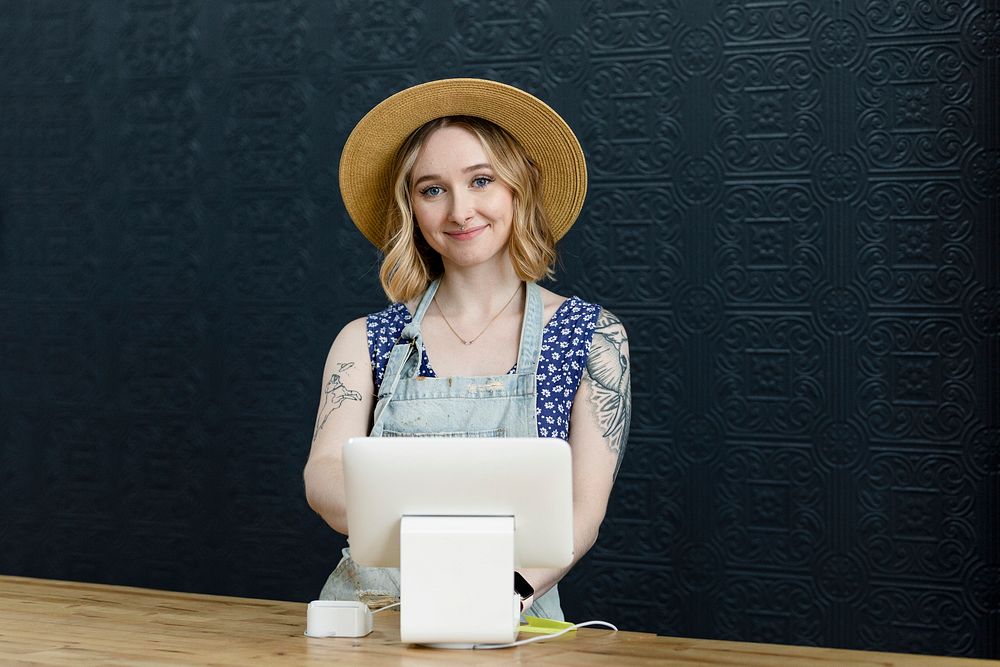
[435,257,523,316]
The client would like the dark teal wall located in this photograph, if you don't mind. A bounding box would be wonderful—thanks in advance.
[0,0,997,658]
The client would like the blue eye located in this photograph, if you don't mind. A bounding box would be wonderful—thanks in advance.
[420,185,443,197]
[472,175,494,188]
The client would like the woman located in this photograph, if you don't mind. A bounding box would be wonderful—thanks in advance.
[303,79,631,621]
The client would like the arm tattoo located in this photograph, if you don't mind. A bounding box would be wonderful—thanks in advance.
[313,362,363,441]
[584,309,631,472]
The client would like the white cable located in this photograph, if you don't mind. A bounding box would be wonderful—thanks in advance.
[370,602,401,614]
[473,620,618,650]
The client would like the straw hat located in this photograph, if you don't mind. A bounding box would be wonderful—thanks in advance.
[339,78,587,247]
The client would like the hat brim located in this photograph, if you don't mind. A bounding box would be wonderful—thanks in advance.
[339,78,587,248]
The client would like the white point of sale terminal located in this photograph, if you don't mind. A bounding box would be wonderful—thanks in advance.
[340,437,574,647]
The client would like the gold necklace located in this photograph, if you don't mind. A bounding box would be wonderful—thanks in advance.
[435,283,522,346]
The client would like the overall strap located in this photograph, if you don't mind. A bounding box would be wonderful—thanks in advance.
[408,277,441,326]
[516,281,544,375]
[381,278,440,390]
[370,279,440,434]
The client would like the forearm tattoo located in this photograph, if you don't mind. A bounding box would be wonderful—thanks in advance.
[585,309,632,470]
[313,362,363,441]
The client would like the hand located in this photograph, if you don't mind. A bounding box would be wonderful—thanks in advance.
[519,593,534,614]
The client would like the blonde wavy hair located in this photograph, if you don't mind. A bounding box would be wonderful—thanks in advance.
[378,116,556,303]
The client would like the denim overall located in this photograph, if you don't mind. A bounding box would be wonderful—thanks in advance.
[319,278,564,621]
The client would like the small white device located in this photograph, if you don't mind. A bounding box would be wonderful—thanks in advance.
[343,437,574,646]
[304,600,373,638]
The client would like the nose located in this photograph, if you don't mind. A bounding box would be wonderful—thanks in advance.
[448,189,474,226]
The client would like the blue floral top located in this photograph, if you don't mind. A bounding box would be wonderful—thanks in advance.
[366,297,602,440]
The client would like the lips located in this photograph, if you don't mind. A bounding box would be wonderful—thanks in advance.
[445,224,487,240]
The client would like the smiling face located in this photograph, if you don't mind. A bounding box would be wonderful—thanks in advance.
[377,116,557,303]
[408,125,515,271]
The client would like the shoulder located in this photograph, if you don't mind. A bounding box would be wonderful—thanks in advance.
[588,307,628,361]
[329,316,369,357]
[538,285,569,312]
[366,302,410,328]
[361,303,408,343]
[537,286,601,327]
[329,302,407,358]
[594,306,627,333]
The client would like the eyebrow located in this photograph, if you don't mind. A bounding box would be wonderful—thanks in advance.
[412,163,493,188]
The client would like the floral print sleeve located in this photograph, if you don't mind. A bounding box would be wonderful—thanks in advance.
[534,297,602,440]
[366,303,432,388]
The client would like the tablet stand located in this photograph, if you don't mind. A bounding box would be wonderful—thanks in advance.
[399,515,519,646]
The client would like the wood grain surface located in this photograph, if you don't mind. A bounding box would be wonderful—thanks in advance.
[0,576,993,666]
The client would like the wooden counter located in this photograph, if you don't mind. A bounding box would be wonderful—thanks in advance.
[0,576,992,665]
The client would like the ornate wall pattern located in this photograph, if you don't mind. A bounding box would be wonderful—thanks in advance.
[0,0,996,658]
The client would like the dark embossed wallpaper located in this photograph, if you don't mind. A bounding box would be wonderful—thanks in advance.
[0,0,997,659]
